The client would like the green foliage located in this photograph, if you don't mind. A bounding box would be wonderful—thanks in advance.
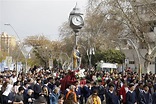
[94,49,125,64]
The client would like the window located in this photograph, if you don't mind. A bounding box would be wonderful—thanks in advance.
[129,61,135,64]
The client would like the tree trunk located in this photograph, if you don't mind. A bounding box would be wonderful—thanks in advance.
[144,53,151,73]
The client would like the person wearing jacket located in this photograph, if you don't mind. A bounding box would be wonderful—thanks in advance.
[119,81,128,104]
[105,83,120,104]
[139,84,152,104]
[86,90,101,104]
[49,87,60,104]
[126,83,137,104]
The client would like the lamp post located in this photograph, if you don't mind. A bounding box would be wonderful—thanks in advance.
[120,38,142,80]
[4,24,20,41]
[87,47,95,69]
[4,23,21,74]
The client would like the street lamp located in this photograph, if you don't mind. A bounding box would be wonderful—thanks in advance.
[4,24,20,41]
[87,47,95,69]
[120,38,142,80]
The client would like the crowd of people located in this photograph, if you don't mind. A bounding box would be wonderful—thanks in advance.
[0,66,156,104]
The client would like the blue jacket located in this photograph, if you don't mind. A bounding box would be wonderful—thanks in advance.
[75,86,81,97]
[152,92,156,104]
[49,92,59,104]
[83,85,91,98]
[98,85,105,101]
[105,91,119,104]
[126,91,137,104]
[139,92,152,104]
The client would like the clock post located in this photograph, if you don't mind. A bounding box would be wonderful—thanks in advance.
[69,5,84,69]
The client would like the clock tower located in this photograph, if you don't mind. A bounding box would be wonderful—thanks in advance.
[69,5,84,69]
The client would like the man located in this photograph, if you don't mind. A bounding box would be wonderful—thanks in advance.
[34,78,42,99]
[83,81,92,103]
[135,82,143,103]
[97,80,105,103]
[152,87,156,104]
[13,87,25,104]
[139,84,152,104]
[126,83,137,104]
[105,83,119,104]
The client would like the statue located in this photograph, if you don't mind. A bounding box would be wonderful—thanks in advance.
[73,45,81,69]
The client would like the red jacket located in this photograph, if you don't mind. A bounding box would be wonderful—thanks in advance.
[119,85,127,103]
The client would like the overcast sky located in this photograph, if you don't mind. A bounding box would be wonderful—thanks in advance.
[0,0,87,41]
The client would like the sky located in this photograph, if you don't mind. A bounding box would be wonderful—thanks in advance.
[0,0,87,41]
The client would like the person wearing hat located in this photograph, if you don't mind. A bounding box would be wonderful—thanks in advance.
[105,83,119,104]
[139,84,152,104]
[126,83,137,104]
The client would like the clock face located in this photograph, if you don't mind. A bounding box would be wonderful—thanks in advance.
[71,15,84,26]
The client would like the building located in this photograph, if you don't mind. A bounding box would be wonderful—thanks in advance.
[0,32,16,56]
[122,0,156,73]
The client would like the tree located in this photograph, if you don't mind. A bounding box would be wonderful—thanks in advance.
[87,0,156,72]
[24,35,70,68]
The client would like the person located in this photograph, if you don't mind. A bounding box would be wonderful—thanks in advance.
[97,80,105,103]
[75,81,83,104]
[24,89,34,104]
[152,88,156,104]
[135,81,143,103]
[33,94,47,104]
[119,81,128,104]
[105,83,120,104]
[42,86,49,104]
[86,90,101,104]
[83,81,92,103]
[58,94,64,104]
[126,83,137,104]
[64,85,78,104]
[33,78,42,99]
[1,83,13,104]
[139,84,152,104]
[49,87,60,104]
[13,86,25,104]
[73,45,81,69]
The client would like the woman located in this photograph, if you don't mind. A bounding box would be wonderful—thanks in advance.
[49,87,60,104]
[42,86,49,104]
[64,93,77,104]
[86,90,101,104]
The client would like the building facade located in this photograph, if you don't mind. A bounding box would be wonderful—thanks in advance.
[122,0,156,73]
[0,32,16,56]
